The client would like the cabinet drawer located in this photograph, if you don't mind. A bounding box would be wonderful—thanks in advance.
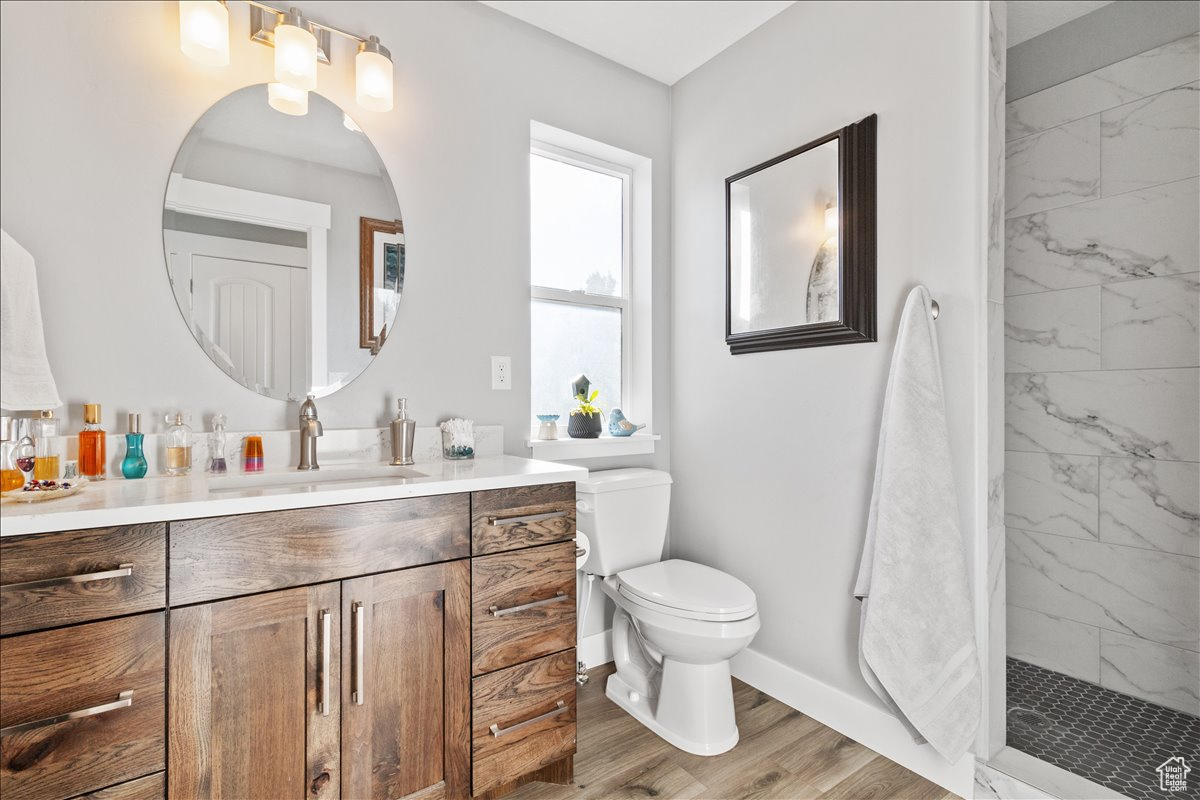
[171,494,470,604]
[0,525,166,636]
[70,772,163,800]
[0,613,165,800]
[471,483,576,555]
[472,650,576,796]
[472,541,575,675]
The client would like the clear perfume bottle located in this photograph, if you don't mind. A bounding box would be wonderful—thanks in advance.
[164,413,193,476]
[121,413,148,479]
[33,409,61,481]
[208,414,228,474]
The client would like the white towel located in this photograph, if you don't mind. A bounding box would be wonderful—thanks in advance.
[854,286,980,762]
[1,229,61,410]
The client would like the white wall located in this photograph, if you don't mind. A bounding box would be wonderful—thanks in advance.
[0,1,672,463]
[670,0,987,785]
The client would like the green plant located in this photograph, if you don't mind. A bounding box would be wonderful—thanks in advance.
[571,389,600,416]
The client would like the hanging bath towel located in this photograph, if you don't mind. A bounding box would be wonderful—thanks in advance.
[854,285,980,763]
[1,229,61,410]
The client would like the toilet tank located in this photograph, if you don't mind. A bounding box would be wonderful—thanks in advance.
[576,468,673,576]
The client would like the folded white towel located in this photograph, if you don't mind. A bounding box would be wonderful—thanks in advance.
[1,229,62,410]
[854,285,980,763]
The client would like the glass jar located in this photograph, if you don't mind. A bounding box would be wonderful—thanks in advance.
[441,429,475,460]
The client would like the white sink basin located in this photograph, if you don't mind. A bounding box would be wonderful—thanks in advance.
[208,464,427,493]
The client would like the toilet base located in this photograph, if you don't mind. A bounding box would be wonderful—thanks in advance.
[605,665,740,757]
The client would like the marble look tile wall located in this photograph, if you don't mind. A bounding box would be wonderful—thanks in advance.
[1004,35,1200,715]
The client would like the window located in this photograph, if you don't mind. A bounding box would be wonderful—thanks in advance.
[529,145,631,428]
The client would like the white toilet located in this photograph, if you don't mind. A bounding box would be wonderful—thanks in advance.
[577,468,760,756]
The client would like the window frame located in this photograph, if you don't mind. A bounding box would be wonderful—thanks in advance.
[529,141,635,426]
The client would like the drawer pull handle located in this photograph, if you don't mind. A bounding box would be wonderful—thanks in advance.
[0,690,134,735]
[488,510,568,527]
[489,591,569,617]
[490,700,568,738]
[1,564,133,592]
[318,609,332,716]
[352,602,365,706]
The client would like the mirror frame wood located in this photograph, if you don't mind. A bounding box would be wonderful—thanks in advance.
[359,216,404,355]
[724,113,877,354]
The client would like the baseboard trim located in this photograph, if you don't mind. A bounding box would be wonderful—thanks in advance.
[578,629,612,670]
[730,647,975,798]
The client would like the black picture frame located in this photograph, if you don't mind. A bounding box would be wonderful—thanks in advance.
[725,113,877,354]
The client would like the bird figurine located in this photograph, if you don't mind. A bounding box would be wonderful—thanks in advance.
[607,409,645,437]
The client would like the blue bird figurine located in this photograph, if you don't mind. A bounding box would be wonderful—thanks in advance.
[607,409,645,437]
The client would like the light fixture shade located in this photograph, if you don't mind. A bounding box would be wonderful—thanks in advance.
[179,0,229,66]
[268,82,309,116]
[274,10,318,91]
[356,36,393,112]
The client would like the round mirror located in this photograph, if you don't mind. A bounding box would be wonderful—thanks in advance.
[163,84,403,401]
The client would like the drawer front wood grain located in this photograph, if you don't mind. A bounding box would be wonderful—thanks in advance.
[471,649,576,796]
[471,484,576,555]
[472,542,575,675]
[0,613,165,800]
[70,772,164,800]
[0,525,166,636]
[171,494,470,605]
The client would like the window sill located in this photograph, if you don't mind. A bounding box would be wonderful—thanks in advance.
[526,433,660,461]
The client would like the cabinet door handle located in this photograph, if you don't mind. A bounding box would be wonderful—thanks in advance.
[488,510,567,527]
[0,690,134,735]
[318,609,332,716]
[489,700,568,737]
[351,602,365,706]
[489,591,569,617]
[1,564,133,592]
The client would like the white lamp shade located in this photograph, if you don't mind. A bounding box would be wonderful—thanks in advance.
[268,83,309,116]
[275,19,318,91]
[179,1,229,67]
[356,49,393,112]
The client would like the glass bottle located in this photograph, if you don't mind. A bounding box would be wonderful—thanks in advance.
[78,403,107,481]
[165,413,193,476]
[13,432,36,486]
[0,416,23,492]
[243,433,264,472]
[208,414,228,474]
[121,413,148,480]
[33,409,61,481]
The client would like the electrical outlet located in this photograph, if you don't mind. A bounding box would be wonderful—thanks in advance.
[491,355,511,390]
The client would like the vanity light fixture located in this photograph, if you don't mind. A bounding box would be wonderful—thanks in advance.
[177,1,395,115]
[273,7,318,91]
[824,203,838,234]
[179,0,230,66]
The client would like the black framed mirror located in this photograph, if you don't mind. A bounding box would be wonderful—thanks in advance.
[725,114,876,354]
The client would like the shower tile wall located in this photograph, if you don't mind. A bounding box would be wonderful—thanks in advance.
[1003,34,1200,717]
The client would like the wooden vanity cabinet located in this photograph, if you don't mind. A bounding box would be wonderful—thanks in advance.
[169,561,471,800]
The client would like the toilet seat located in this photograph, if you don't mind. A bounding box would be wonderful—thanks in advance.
[615,559,757,622]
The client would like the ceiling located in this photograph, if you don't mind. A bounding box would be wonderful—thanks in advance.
[1007,0,1115,47]
[479,1,796,85]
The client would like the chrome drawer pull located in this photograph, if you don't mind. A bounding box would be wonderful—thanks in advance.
[1,564,134,592]
[489,591,569,618]
[488,510,567,527]
[0,690,134,735]
[318,609,332,716]
[352,602,365,706]
[489,700,568,738]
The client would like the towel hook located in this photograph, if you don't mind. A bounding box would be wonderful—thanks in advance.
[930,299,940,320]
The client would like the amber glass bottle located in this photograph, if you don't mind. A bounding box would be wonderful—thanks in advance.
[78,403,107,480]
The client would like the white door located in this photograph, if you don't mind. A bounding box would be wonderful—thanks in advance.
[166,231,309,399]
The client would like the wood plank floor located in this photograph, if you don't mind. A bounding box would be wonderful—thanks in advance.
[508,664,959,800]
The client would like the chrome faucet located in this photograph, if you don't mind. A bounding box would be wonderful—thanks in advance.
[297,394,323,471]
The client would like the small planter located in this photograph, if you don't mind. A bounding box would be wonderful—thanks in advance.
[567,412,602,439]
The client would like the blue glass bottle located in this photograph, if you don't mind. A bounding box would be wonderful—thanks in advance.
[121,413,148,480]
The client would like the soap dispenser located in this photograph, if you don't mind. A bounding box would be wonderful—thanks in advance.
[390,398,416,466]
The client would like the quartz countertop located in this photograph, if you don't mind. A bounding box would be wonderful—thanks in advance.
[0,456,587,537]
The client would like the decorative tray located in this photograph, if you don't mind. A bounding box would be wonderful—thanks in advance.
[2,478,88,503]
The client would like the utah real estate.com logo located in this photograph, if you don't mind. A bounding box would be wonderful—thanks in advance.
[1157,756,1190,792]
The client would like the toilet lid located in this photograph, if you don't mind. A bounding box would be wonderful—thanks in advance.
[616,560,757,621]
